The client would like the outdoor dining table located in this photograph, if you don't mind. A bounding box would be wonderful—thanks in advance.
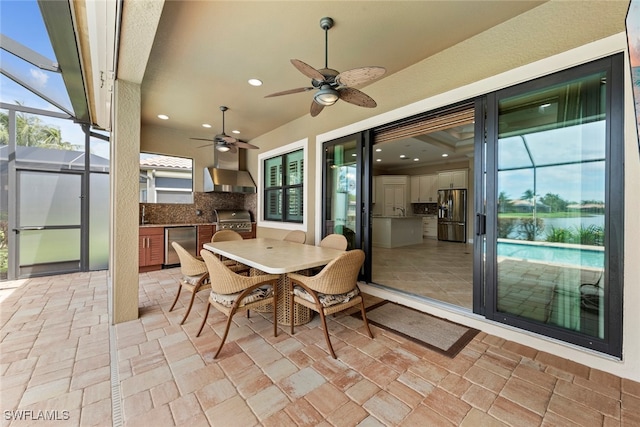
[202,238,345,325]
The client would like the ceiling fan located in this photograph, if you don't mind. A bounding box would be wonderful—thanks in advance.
[265,17,386,117]
[190,106,259,153]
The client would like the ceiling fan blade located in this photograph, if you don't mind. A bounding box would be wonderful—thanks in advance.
[190,137,214,142]
[338,87,377,108]
[335,66,386,87]
[310,100,324,117]
[217,134,238,143]
[291,59,325,82]
[197,143,211,148]
[265,87,314,98]
[234,141,259,150]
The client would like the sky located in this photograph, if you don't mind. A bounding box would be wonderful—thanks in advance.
[0,0,110,159]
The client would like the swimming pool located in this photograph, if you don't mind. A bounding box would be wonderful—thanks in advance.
[497,240,604,268]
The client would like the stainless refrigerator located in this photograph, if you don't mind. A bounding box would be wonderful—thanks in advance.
[438,189,467,242]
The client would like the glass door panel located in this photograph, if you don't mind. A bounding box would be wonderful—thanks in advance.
[16,170,82,276]
[323,136,360,250]
[494,71,607,339]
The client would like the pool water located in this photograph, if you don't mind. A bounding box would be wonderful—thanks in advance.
[497,241,604,268]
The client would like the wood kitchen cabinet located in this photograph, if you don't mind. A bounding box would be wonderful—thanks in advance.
[197,224,214,251]
[139,227,164,272]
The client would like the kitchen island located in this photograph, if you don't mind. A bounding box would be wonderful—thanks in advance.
[372,216,423,248]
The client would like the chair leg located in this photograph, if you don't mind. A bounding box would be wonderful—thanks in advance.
[180,289,197,325]
[289,291,295,336]
[169,284,182,312]
[196,303,211,337]
[213,310,236,359]
[272,281,278,338]
[318,310,337,359]
[359,300,374,339]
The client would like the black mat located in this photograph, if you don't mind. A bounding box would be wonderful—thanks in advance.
[355,301,479,358]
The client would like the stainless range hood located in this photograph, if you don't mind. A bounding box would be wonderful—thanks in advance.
[203,149,256,193]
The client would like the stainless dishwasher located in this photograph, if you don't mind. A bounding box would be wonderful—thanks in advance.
[164,226,197,266]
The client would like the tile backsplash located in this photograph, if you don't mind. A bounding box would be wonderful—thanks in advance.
[412,203,438,215]
[140,192,257,224]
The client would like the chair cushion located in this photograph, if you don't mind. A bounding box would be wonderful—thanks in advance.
[210,286,272,308]
[293,286,359,308]
[181,274,209,286]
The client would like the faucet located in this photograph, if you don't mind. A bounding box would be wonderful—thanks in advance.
[394,206,406,216]
[141,205,147,224]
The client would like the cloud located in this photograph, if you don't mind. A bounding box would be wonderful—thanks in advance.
[29,68,49,89]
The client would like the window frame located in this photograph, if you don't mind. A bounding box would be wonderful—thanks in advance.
[258,139,308,230]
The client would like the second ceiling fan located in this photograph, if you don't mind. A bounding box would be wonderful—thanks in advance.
[265,17,386,117]
[190,106,258,153]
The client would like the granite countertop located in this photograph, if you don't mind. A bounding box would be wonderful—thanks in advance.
[140,222,255,228]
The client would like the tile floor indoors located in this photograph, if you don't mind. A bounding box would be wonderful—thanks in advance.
[1,269,639,426]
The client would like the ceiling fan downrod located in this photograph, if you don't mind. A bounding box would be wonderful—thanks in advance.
[320,17,334,70]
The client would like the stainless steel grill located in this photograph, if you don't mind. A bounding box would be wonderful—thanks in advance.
[214,209,252,232]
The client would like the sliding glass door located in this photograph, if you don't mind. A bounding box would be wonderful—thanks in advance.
[485,54,623,356]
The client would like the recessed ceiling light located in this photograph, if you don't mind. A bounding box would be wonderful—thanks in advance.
[399,154,406,158]
[413,158,419,161]
[351,153,357,157]
[375,148,382,152]
[232,130,240,134]
[442,153,449,157]
[248,78,263,86]
[376,159,381,162]
[157,114,169,120]
[202,123,212,128]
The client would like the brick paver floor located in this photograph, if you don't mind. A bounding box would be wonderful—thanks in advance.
[1,269,639,426]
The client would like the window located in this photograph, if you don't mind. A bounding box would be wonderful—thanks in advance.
[139,153,193,204]
[263,149,304,222]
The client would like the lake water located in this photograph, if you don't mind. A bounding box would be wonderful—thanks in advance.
[505,215,604,239]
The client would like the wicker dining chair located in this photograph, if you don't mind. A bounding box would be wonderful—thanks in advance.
[169,241,211,325]
[287,249,373,359]
[283,230,306,244]
[211,229,250,274]
[197,250,280,359]
[319,233,348,250]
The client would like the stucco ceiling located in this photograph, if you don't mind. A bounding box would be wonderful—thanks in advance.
[137,1,546,147]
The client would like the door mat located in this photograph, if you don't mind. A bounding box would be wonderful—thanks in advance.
[355,301,479,358]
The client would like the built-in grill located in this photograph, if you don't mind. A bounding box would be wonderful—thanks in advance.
[214,209,252,232]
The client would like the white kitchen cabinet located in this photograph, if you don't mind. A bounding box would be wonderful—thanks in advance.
[438,169,468,189]
[422,215,437,238]
[411,174,438,202]
[383,184,405,216]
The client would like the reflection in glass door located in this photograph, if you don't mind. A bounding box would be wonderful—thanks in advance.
[15,170,82,277]
[322,135,362,251]
[486,57,624,356]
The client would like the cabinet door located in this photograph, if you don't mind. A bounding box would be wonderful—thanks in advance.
[419,175,432,202]
[438,172,453,189]
[426,175,438,201]
[147,233,165,265]
[410,176,420,202]
[451,170,468,189]
[383,184,405,216]
[197,225,214,250]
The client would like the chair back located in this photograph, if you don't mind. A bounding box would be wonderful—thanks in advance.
[171,241,207,276]
[212,229,243,242]
[200,249,250,294]
[283,230,306,244]
[312,249,365,295]
[319,233,348,250]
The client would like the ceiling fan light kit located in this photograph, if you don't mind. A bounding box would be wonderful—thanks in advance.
[265,16,386,117]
